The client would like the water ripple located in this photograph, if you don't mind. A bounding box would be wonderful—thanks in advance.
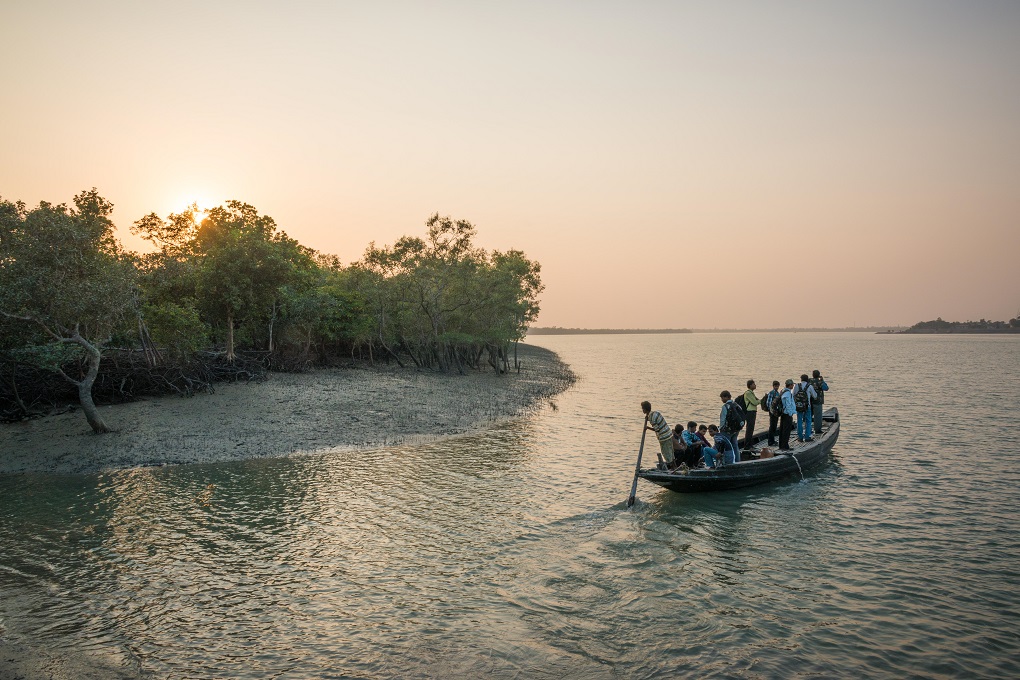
[2,334,1020,677]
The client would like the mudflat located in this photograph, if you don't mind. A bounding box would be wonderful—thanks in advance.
[0,344,575,476]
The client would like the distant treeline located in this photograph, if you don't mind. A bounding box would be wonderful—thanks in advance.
[1,190,543,431]
[899,317,1020,334]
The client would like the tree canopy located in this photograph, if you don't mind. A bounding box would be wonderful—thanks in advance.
[1,192,544,427]
[0,189,136,431]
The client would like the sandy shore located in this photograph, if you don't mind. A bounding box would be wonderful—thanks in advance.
[0,344,575,476]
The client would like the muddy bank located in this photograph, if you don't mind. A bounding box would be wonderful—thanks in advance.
[0,344,575,476]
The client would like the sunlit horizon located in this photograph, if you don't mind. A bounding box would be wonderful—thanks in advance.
[3,1,1018,329]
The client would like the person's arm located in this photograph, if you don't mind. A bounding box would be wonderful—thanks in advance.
[719,405,727,429]
[745,391,760,408]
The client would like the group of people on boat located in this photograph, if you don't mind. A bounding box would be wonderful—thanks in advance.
[641,370,830,471]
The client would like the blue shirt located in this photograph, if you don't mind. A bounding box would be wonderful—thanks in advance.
[780,388,796,416]
[681,430,702,447]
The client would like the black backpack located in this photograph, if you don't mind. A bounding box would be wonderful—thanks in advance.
[810,377,825,405]
[769,390,785,418]
[724,401,745,433]
[734,393,746,413]
[793,384,809,412]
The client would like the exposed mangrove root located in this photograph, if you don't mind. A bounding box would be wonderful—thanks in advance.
[0,349,268,422]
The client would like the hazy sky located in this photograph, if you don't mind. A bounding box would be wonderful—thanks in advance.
[3,1,1018,328]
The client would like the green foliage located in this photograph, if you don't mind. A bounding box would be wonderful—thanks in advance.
[143,301,209,360]
[3,342,84,374]
[353,213,542,371]
[191,202,315,356]
[3,190,543,382]
[0,189,135,341]
[0,189,137,431]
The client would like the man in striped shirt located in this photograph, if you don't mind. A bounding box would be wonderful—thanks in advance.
[641,401,675,468]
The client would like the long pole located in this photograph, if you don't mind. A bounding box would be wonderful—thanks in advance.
[627,417,649,508]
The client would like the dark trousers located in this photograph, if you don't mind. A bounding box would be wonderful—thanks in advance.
[743,411,756,450]
[779,414,794,450]
[768,413,779,446]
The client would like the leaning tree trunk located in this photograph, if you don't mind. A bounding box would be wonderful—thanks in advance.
[64,334,110,433]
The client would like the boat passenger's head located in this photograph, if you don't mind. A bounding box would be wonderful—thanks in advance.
[640,401,651,414]
[687,421,697,431]
[812,369,821,378]
[747,379,756,389]
[786,379,795,387]
[719,390,731,402]
[773,380,780,388]
[801,374,810,382]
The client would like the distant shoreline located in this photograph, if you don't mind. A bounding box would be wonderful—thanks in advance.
[890,329,1020,335]
[891,318,1019,334]
[528,326,905,335]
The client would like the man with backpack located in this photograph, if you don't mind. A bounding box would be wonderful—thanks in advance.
[779,379,797,451]
[718,390,745,462]
[809,369,829,435]
[792,374,819,442]
[764,380,781,446]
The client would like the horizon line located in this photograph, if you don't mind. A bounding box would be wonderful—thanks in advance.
[527,326,906,334]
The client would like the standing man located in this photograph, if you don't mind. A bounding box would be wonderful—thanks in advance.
[718,390,744,462]
[792,374,818,442]
[641,401,675,469]
[764,380,781,447]
[742,379,760,455]
[809,369,829,435]
[779,379,796,451]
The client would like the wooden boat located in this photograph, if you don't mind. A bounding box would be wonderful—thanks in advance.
[636,407,840,493]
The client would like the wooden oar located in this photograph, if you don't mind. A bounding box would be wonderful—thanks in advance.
[627,416,649,508]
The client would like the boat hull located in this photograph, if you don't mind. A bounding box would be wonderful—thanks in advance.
[636,408,840,493]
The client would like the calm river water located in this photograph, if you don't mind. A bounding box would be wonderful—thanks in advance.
[2,333,1020,678]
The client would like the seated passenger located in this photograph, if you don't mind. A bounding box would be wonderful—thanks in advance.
[696,423,711,446]
[669,426,701,468]
[682,421,720,468]
[708,424,737,466]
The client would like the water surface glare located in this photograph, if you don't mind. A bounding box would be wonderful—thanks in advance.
[2,333,1020,678]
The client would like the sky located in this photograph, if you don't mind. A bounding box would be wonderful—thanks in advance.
[2,0,1019,329]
